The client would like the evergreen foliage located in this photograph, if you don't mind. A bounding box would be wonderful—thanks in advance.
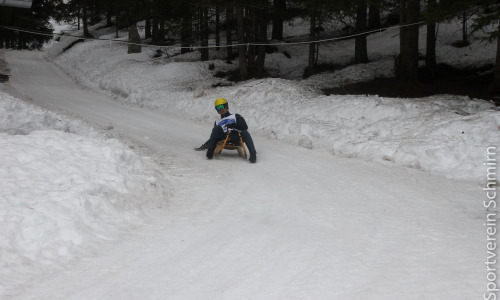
[0,0,58,49]
[1,0,500,88]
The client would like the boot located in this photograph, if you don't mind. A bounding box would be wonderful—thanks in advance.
[194,142,209,151]
[206,147,215,159]
[249,152,257,163]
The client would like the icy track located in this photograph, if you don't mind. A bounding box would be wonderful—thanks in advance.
[2,50,488,299]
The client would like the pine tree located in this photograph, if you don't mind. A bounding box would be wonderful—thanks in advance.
[355,0,369,64]
[0,0,57,49]
[470,0,500,92]
[425,0,437,78]
[395,0,420,80]
[271,0,287,40]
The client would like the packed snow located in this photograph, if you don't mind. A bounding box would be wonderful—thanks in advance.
[0,18,499,299]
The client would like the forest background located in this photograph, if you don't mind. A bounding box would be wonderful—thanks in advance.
[1,0,500,99]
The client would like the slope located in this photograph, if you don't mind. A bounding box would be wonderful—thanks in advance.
[3,49,487,299]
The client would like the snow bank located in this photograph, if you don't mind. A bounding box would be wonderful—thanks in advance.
[0,91,169,297]
[221,80,500,180]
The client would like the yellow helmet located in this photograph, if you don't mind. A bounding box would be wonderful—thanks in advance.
[214,97,228,111]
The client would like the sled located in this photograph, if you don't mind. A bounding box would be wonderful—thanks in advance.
[214,130,247,159]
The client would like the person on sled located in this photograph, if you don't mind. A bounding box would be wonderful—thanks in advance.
[196,97,257,163]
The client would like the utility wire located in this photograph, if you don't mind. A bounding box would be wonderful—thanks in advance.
[0,21,429,49]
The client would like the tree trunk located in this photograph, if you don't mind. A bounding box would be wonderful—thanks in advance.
[492,22,500,93]
[200,6,209,61]
[272,0,285,40]
[128,25,142,54]
[226,8,234,59]
[77,2,81,30]
[247,7,256,75]
[308,1,317,68]
[236,5,248,80]
[106,2,113,27]
[145,18,151,39]
[151,16,158,42]
[82,1,90,37]
[396,0,420,80]
[145,2,152,40]
[426,0,437,79]
[255,7,267,76]
[91,0,99,25]
[368,1,381,29]
[215,7,220,50]
[17,33,22,50]
[425,22,436,76]
[181,14,193,54]
[462,11,468,44]
[158,19,165,43]
[355,2,369,64]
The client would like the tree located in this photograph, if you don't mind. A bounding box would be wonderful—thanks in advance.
[271,0,287,40]
[236,3,248,79]
[425,0,437,78]
[232,0,270,80]
[144,0,152,39]
[436,0,479,46]
[215,6,220,50]
[355,0,369,64]
[150,0,172,45]
[200,2,209,61]
[81,0,90,37]
[368,0,382,29]
[308,0,318,69]
[0,0,57,49]
[395,0,420,80]
[225,7,234,59]
[180,6,194,54]
[470,0,500,92]
[60,0,92,37]
[443,0,500,91]
[255,2,268,75]
[299,0,335,75]
[423,0,482,78]
[299,0,362,76]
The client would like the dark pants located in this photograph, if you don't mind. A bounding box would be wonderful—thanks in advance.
[207,125,256,154]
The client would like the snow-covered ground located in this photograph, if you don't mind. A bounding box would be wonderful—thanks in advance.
[45,21,500,181]
[0,19,499,299]
[0,83,171,297]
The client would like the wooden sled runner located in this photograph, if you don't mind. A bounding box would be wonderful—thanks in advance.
[214,130,247,159]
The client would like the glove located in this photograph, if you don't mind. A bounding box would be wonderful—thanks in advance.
[226,123,236,129]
